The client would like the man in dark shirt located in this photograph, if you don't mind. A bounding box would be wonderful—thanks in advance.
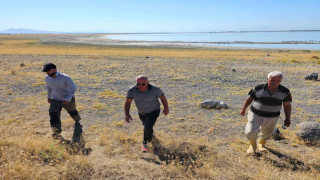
[240,71,292,154]
[124,75,169,152]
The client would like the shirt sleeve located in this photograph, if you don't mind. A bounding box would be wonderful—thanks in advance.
[283,92,292,102]
[64,77,76,101]
[126,88,134,99]
[156,87,164,97]
[46,77,52,99]
[248,88,256,99]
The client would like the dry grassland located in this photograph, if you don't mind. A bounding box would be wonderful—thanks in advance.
[0,35,319,179]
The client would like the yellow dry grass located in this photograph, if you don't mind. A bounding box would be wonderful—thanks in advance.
[0,35,319,179]
[0,35,319,62]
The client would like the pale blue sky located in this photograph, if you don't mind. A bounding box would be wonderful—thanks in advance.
[1,0,319,33]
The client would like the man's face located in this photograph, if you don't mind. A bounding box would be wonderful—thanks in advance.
[136,78,149,92]
[267,76,282,88]
[46,68,57,77]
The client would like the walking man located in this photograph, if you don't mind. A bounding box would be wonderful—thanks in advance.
[43,63,81,139]
[240,71,292,154]
[124,75,169,152]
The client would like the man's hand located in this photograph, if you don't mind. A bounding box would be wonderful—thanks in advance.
[240,109,246,116]
[163,108,169,116]
[159,95,169,116]
[284,118,291,127]
[125,114,132,123]
[240,97,253,117]
[283,102,291,128]
[48,98,52,103]
[124,98,133,123]
[62,101,70,105]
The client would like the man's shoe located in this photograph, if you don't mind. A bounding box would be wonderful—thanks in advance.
[52,133,63,140]
[73,121,82,128]
[258,139,267,152]
[247,140,257,154]
[142,143,148,153]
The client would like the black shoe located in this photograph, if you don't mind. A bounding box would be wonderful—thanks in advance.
[73,121,82,128]
[52,133,63,140]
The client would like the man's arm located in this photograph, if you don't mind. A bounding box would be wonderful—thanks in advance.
[46,78,52,103]
[64,77,76,103]
[283,102,291,127]
[240,97,253,116]
[124,98,133,123]
[159,95,169,115]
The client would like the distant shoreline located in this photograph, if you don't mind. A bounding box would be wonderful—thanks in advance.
[105,32,320,45]
[6,33,319,50]
[1,29,320,35]
[103,30,320,34]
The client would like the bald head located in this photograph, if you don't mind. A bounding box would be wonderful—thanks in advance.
[136,75,148,81]
[136,75,149,92]
[267,71,283,79]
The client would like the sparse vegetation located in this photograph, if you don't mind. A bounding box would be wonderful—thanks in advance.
[0,34,319,179]
[291,59,300,63]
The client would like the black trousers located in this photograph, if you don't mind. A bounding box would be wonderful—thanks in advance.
[49,97,81,133]
[139,109,160,143]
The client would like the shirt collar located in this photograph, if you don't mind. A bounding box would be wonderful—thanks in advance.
[135,84,152,89]
[264,83,281,96]
[48,71,60,79]
[264,83,281,90]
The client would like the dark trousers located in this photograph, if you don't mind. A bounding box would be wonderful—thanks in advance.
[139,109,160,143]
[49,97,81,133]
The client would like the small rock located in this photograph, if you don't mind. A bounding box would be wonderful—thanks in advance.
[20,63,25,67]
[296,122,320,143]
[200,100,228,109]
[271,127,284,140]
[304,73,318,81]
[145,56,149,58]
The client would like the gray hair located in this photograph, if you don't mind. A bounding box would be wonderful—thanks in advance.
[136,75,148,81]
[267,71,283,79]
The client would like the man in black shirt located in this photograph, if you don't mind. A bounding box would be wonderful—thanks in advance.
[240,71,292,154]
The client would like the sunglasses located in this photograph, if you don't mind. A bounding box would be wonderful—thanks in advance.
[136,83,146,86]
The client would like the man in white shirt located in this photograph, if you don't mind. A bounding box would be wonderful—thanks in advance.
[43,63,81,139]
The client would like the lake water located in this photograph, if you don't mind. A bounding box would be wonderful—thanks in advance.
[107,32,320,50]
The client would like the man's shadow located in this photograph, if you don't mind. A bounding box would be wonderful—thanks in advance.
[149,136,199,173]
[150,137,172,164]
[60,125,92,155]
[254,147,317,172]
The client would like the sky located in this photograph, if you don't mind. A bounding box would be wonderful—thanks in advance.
[1,0,320,33]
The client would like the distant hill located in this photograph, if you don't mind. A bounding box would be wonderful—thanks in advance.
[0,28,60,34]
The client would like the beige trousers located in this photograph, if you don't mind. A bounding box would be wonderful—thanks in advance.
[245,110,279,141]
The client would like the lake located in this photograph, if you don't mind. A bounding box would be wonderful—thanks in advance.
[107,31,320,50]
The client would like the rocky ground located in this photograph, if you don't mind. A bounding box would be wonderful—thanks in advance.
[0,35,319,179]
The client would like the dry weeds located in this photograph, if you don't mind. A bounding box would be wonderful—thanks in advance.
[0,35,319,179]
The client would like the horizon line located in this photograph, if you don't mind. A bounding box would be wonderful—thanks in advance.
[1,28,320,34]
